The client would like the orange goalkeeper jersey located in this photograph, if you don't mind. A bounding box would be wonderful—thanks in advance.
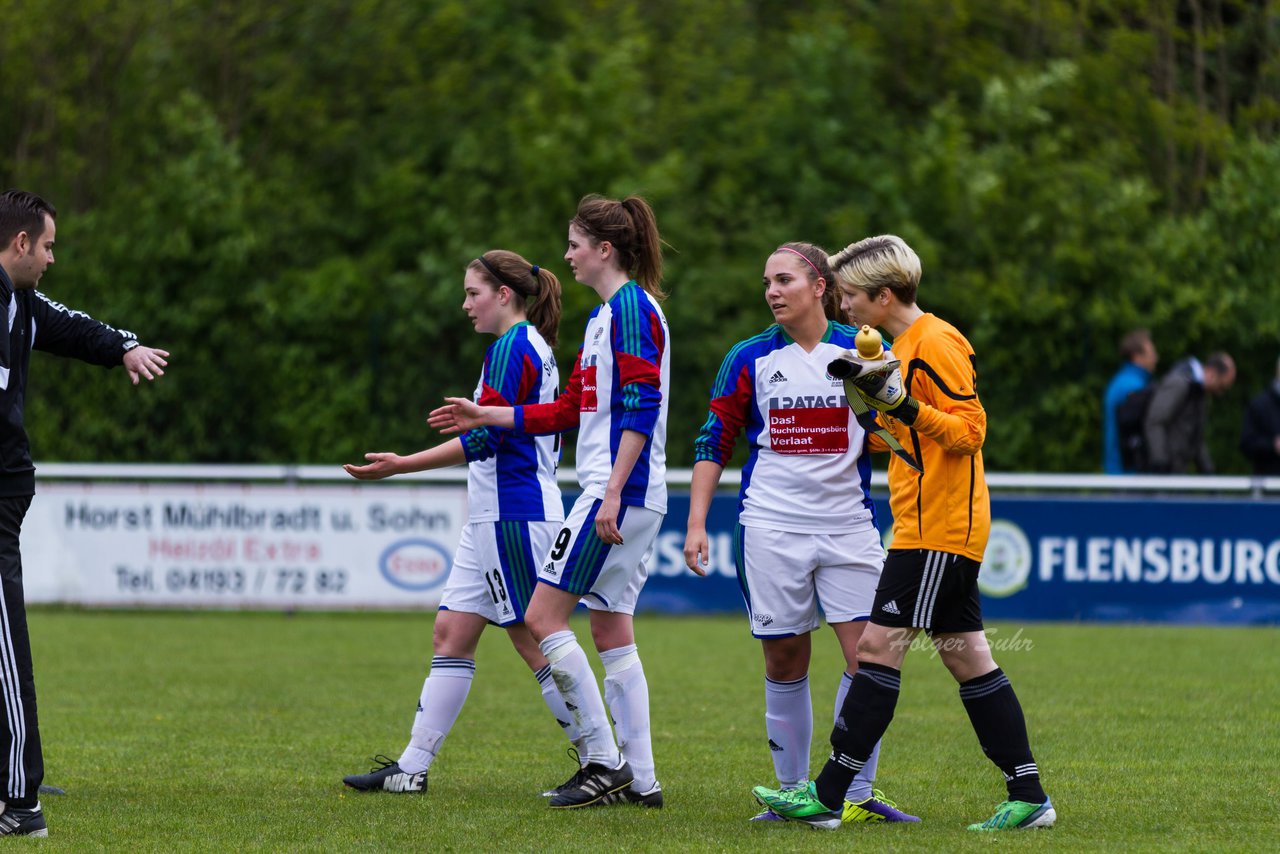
[868,313,990,561]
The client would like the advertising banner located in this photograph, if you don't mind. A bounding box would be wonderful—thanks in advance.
[24,479,1280,623]
[24,482,468,608]
[639,493,1280,625]
[973,495,1280,624]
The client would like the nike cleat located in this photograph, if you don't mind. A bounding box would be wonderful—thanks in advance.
[342,755,427,793]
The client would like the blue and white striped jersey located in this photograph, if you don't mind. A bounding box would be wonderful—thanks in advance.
[461,322,563,523]
[516,282,669,514]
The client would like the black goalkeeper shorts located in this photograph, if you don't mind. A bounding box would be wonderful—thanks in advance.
[870,548,984,634]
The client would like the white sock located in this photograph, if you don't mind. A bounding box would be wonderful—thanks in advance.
[540,630,621,768]
[535,663,584,749]
[601,644,656,792]
[398,656,475,774]
[836,670,882,802]
[764,674,811,789]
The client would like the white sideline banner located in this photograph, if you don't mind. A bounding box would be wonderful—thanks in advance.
[23,482,469,608]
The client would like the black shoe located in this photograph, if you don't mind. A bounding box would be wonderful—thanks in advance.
[342,755,427,793]
[541,748,589,798]
[0,802,48,837]
[595,782,664,808]
[549,761,633,809]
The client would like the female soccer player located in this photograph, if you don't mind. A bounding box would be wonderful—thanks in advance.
[683,243,916,826]
[431,195,669,809]
[752,235,1055,831]
[341,250,582,794]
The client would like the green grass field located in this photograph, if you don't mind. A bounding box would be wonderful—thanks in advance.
[30,609,1279,852]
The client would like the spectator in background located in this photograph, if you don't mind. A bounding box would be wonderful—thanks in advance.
[1143,352,1236,474]
[1103,329,1158,473]
[1240,355,1280,476]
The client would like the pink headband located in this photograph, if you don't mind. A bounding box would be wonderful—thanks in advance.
[776,246,824,280]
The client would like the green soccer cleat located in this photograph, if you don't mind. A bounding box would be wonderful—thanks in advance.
[967,798,1056,831]
[750,781,842,831]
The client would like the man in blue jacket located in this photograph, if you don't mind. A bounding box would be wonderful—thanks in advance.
[1103,329,1158,473]
[0,190,170,837]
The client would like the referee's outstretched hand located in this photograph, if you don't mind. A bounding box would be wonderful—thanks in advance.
[123,346,170,385]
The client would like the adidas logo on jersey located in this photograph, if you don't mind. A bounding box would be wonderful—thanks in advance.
[768,370,788,384]
[881,600,901,615]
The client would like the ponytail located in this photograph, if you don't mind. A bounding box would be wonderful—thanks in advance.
[526,265,563,346]
[620,196,665,300]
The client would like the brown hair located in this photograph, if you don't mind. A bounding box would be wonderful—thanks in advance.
[774,242,842,322]
[571,194,666,300]
[468,250,563,346]
[1118,328,1152,362]
[0,189,56,247]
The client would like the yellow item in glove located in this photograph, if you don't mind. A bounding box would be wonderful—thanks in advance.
[855,325,883,360]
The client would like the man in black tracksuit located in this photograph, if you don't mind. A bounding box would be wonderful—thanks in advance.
[0,190,170,837]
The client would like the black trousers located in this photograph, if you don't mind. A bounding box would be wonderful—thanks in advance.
[0,495,41,808]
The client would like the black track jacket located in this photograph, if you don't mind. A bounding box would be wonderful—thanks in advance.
[0,266,137,497]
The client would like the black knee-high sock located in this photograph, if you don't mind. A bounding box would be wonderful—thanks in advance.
[959,668,1047,803]
[813,662,900,809]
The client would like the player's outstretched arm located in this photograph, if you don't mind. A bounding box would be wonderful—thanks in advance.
[344,440,466,480]
[427,397,515,434]
[123,346,170,386]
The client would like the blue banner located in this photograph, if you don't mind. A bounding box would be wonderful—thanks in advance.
[634,492,1280,625]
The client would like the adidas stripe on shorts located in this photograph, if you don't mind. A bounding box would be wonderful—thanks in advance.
[536,493,662,615]
[870,548,984,634]
[734,524,884,638]
[440,520,560,626]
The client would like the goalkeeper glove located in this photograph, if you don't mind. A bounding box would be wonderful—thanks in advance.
[828,351,920,426]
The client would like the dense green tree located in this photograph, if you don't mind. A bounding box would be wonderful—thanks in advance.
[2,0,1276,472]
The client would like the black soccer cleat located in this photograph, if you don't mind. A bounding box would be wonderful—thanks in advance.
[342,755,427,793]
[549,760,634,808]
[541,747,589,798]
[0,802,48,837]
[594,782,664,808]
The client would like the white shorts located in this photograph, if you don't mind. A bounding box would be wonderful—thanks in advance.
[440,520,559,627]
[537,494,662,615]
[736,524,884,638]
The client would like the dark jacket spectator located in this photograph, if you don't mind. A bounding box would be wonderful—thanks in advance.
[1143,353,1236,474]
[1240,358,1280,475]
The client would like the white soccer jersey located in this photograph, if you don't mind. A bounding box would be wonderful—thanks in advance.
[693,322,877,534]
